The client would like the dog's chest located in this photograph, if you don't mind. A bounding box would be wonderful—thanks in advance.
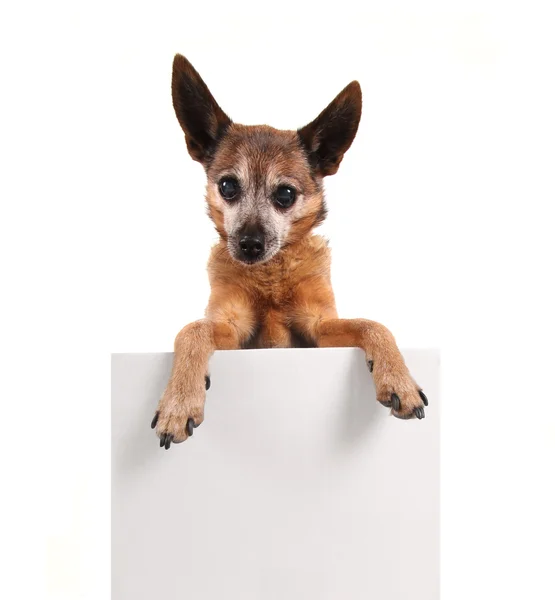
[248,257,316,348]
[250,255,303,306]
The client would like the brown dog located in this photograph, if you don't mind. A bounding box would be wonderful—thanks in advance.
[151,54,429,449]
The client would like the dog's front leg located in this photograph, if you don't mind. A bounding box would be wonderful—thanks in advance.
[152,290,256,448]
[291,283,428,419]
[316,318,427,419]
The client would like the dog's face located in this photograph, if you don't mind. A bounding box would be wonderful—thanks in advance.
[204,124,324,264]
[171,54,362,265]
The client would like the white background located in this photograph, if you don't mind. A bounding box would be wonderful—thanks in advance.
[0,0,554,598]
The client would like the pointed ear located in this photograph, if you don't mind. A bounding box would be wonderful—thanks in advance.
[171,54,232,165]
[298,81,362,177]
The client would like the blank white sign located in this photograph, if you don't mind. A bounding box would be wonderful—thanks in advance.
[112,348,439,599]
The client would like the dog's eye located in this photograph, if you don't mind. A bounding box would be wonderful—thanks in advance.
[274,185,297,209]
[218,177,239,201]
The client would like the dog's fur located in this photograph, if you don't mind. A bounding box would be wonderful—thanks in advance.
[152,54,428,448]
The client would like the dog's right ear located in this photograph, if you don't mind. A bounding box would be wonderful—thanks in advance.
[298,81,362,177]
[171,54,232,165]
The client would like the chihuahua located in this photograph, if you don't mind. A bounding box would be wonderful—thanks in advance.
[151,54,428,449]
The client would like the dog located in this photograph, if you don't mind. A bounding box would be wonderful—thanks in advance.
[151,54,428,449]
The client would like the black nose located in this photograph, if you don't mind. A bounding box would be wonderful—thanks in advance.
[239,234,265,260]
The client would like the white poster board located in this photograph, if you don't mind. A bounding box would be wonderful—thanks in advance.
[112,348,439,599]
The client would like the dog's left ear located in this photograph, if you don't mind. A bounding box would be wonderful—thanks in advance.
[298,81,362,177]
[172,54,232,165]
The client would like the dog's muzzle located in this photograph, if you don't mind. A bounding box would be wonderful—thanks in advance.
[236,224,266,263]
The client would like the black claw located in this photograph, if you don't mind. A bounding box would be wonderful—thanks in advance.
[205,375,211,390]
[419,390,429,406]
[165,434,173,450]
[391,393,401,412]
[414,407,425,420]
[368,360,374,373]
[186,418,195,437]
[160,433,166,448]
[151,411,159,429]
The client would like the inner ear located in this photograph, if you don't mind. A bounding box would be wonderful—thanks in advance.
[172,54,232,165]
[298,81,362,177]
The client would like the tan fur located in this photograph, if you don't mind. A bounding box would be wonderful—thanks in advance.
[153,54,427,446]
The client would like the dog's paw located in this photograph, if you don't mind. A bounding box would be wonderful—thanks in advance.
[150,374,211,449]
[370,362,428,420]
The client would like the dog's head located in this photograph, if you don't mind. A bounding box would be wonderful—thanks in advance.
[171,54,362,265]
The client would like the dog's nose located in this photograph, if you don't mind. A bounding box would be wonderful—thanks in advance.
[239,234,265,260]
